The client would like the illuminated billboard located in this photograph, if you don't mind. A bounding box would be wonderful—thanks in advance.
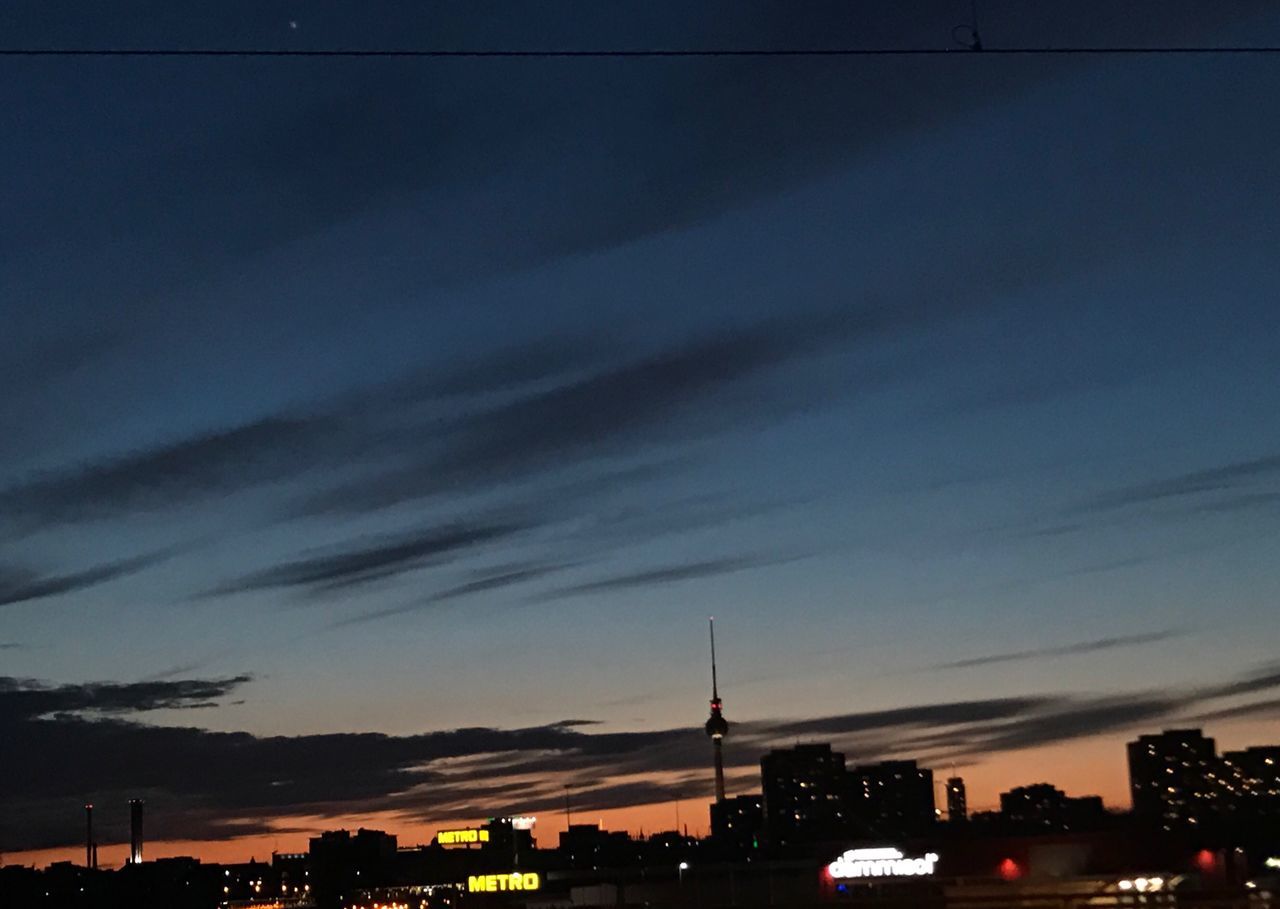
[467,873,540,893]
[828,847,939,880]
[437,828,490,846]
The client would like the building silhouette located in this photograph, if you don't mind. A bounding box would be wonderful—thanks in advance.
[309,828,397,907]
[710,793,763,855]
[946,777,968,822]
[846,759,936,837]
[760,743,847,846]
[1127,729,1219,830]
[1219,746,1280,831]
[999,783,1106,832]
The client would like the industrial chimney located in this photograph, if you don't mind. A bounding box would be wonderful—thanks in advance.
[85,804,95,869]
[129,799,144,864]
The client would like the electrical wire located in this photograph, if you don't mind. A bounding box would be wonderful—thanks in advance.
[1,46,1279,58]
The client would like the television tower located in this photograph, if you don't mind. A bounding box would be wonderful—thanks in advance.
[704,617,728,803]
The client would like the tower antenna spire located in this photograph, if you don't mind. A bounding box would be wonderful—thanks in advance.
[709,616,719,700]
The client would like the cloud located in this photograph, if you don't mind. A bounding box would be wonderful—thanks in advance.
[331,561,575,628]
[0,675,252,723]
[1199,663,1280,700]
[298,310,889,516]
[208,520,528,598]
[0,642,27,651]
[0,416,337,526]
[1185,697,1280,726]
[8,659,1280,853]
[1,308,864,535]
[535,555,783,601]
[0,552,167,608]
[930,630,1184,671]
[950,695,1184,757]
[0,336,596,531]
[1077,453,1280,514]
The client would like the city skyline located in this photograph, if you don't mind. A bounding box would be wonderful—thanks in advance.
[4,0,1280,874]
[11,716,1280,871]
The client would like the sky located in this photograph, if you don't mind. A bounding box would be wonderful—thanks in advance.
[3,0,1280,868]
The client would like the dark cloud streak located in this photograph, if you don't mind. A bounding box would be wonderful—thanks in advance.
[0,552,168,608]
[535,555,785,601]
[208,521,527,598]
[1077,453,1280,514]
[7,658,1280,852]
[931,630,1184,671]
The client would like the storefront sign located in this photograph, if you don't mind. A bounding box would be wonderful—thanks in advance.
[438,828,489,845]
[467,873,540,893]
[828,847,939,879]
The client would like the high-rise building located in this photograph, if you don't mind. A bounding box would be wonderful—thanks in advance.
[1219,746,1280,828]
[1127,729,1218,830]
[710,793,763,855]
[310,828,397,904]
[129,800,144,864]
[483,816,536,862]
[946,777,968,823]
[704,618,729,805]
[559,824,633,869]
[761,744,847,846]
[846,760,936,837]
[1001,783,1068,829]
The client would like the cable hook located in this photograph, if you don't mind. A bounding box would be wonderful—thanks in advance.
[953,0,984,51]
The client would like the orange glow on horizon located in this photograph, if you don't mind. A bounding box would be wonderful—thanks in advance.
[10,716,1270,870]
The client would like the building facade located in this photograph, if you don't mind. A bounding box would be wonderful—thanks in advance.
[761,744,848,846]
[1127,729,1219,830]
[847,760,936,838]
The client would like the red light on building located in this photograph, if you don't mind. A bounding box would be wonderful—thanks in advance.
[998,858,1022,881]
[1195,849,1218,873]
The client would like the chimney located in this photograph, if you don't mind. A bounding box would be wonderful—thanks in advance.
[129,799,144,864]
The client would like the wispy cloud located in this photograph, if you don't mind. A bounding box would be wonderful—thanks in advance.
[535,554,789,601]
[0,416,338,527]
[208,520,528,598]
[331,561,575,628]
[0,551,168,608]
[1077,453,1280,514]
[298,310,890,517]
[930,630,1185,671]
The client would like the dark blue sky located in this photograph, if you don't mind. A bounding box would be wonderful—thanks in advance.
[3,0,1280,862]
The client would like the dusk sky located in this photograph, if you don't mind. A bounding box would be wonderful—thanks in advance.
[3,0,1280,868]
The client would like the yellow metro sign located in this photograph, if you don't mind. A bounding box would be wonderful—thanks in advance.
[468,872,540,893]
[437,828,489,845]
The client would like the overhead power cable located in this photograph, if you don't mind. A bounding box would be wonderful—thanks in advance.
[1,46,1280,58]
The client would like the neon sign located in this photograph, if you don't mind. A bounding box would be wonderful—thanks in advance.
[467,873,540,893]
[828,847,939,879]
[438,828,490,845]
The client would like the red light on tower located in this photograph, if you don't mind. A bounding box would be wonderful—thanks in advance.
[998,858,1022,881]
